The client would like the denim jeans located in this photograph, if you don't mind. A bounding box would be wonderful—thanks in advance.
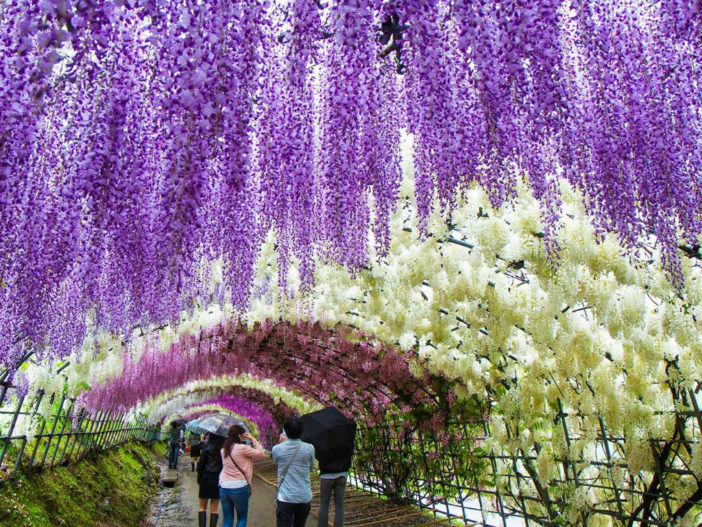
[168,441,180,469]
[318,476,346,527]
[276,500,311,527]
[220,486,250,527]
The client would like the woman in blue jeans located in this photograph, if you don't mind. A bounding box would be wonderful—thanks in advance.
[219,425,266,527]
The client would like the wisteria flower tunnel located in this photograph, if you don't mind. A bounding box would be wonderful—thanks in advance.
[1,0,701,525]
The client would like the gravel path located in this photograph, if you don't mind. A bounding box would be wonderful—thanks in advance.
[141,452,314,527]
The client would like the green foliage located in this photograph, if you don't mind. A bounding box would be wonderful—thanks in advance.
[353,413,488,504]
[0,441,163,527]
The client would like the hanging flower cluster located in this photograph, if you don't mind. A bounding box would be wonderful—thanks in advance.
[18,167,702,449]
[1,0,700,374]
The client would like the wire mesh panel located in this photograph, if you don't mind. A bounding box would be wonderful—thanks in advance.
[351,387,702,526]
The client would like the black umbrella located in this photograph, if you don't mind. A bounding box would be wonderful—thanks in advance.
[301,407,357,472]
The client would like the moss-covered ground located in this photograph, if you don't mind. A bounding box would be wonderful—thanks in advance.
[0,441,164,527]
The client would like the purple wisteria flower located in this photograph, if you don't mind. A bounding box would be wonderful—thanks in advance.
[0,0,699,372]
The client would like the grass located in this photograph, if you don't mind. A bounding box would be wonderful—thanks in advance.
[0,441,164,527]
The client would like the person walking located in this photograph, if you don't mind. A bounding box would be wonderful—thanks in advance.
[317,447,352,527]
[167,421,184,470]
[219,425,266,527]
[190,432,203,472]
[300,407,356,527]
[197,434,225,527]
[272,417,315,527]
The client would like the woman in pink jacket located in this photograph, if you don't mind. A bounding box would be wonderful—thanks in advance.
[219,425,266,527]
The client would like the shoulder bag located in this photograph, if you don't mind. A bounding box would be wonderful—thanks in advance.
[227,446,253,497]
[276,443,302,502]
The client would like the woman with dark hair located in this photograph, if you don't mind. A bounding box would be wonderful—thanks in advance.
[197,434,225,527]
[219,425,266,527]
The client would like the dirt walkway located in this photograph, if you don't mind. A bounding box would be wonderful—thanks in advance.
[142,452,314,527]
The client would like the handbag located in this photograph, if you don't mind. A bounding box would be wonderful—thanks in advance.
[227,447,253,497]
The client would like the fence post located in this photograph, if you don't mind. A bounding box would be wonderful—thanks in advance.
[107,413,119,448]
[106,412,117,448]
[28,391,48,467]
[89,411,104,451]
[139,416,147,441]
[112,414,121,446]
[57,403,75,465]
[39,394,65,469]
[67,408,86,461]
[11,393,44,479]
[121,414,131,443]
[116,415,125,445]
[95,412,110,450]
[88,411,105,452]
[73,410,90,459]
[106,413,116,448]
[101,413,112,449]
[0,393,25,469]
[115,413,126,446]
[77,410,100,458]
[0,380,9,408]
[54,399,74,466]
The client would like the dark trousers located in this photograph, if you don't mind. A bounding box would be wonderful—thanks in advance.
[168,441,180,469]
[318,476,346,527]
[276,500,311,527]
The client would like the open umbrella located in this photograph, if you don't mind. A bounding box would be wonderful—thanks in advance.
[185,418,208,435]
[190,413,249,438]
[301,407,356,472]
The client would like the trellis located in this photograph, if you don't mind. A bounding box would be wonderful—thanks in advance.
[351,385,702,526]
[91,318,702,526]
[0,380,157,484]
[3,236,702,526]
[3,376,702,525]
